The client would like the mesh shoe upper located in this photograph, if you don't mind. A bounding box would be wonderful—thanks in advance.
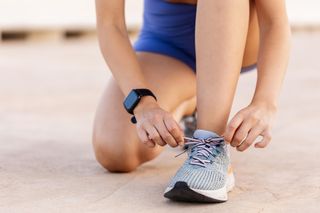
[167,130,229,191]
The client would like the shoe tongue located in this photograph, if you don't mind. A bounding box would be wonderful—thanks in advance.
[189,130,222,167]
[193,129,220,139]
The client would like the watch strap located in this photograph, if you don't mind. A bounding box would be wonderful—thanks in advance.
[135,89,157,101]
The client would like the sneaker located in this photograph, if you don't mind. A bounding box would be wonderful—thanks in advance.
[164,129,235,203]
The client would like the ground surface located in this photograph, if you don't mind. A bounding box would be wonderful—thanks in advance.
[0,33,320,213]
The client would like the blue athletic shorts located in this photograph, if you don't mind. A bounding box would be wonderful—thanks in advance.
[133,0,257,73]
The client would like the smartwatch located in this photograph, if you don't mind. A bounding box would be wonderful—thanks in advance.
[123,89,157,123]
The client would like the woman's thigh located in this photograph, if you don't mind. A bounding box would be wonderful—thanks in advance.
[92,52,196,172]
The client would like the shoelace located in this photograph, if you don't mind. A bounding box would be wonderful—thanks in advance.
[175,136,225,168]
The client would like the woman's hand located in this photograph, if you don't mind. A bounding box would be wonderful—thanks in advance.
[223,102,277,152]
[134,96,184,148]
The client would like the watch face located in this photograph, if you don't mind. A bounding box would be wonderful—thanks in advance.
[124,90,140,113]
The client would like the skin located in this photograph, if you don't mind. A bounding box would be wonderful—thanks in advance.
[93,53,196,172]
[93,0,291,172]
[223,0,291,151]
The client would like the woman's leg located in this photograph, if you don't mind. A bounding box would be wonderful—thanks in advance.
[92,52,196,173]
[196,0,252,134]
[242,1,259,67]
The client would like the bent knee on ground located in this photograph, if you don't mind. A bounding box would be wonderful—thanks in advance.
[93,136,141,173]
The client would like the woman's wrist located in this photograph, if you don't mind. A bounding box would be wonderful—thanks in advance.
[250,98,278,113]
[133,96,159,115]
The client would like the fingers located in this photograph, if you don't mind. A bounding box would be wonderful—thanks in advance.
[230,120,253,147]
[223,113,244,144]
[254,130,272,148]
[154,120,178,147]
[224,105,275,152]
[136,127,153,146]
[143,123,164,147]
[135,106,184,148]
[164,115,184,146]
[236,125,264,152]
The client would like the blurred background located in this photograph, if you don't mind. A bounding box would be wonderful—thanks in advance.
[0,0,320,40]
[1,1,320,212]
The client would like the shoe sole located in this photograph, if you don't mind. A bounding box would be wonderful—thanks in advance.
[164,172,235,203]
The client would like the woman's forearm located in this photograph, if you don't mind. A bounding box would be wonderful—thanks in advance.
[224,22,291,150]
[251,22,291,108]
[97,25,148,96]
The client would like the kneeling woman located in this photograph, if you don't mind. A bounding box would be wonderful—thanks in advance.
[93,0,291,203]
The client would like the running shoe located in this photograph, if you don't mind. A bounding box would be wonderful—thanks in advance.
[164,129,235,203]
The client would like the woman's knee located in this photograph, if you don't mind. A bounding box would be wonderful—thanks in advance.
[92,133,141,173]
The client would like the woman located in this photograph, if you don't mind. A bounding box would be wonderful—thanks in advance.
[93,0,291,203]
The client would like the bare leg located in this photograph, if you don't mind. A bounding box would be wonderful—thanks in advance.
[92,53,196,172]
[242,2,259,67]
[196,0,251,135]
